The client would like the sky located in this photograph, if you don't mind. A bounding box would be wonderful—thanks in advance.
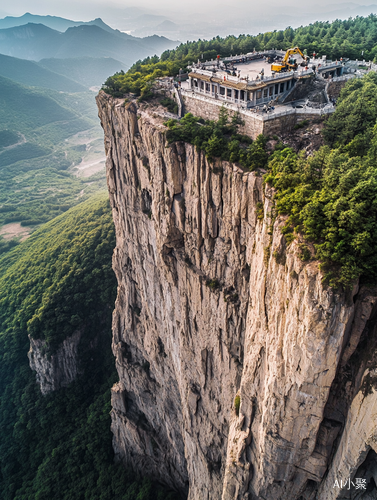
[1,0,375,18]
[1,0,377,37]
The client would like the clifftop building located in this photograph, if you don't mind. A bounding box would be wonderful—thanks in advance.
[164,49,356,139]
[185,50,344,108]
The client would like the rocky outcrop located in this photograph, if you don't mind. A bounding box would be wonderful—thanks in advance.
[326,78,348,100]
[28,330,81,395]
[96,91,377,500]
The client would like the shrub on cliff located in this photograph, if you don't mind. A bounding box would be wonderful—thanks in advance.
[323,73,377,152]
[102,64,182,97]
[265,74,377,287]
[242,135,268,170]
[165,109,265,169]
[160,96,178,114]
[234,395,241,416]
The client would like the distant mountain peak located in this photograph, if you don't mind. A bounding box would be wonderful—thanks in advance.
[155,20,179,31]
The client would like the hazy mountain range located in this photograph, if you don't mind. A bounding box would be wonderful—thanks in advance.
[0,53,127,90]
[106,2,377,40]
[0,12,179,234]
[0,53,86,91]
[0,13,115,33]
[0,23,174,66]
[2,5,377,52]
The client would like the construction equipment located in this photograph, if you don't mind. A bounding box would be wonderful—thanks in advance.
[271,47,308,72]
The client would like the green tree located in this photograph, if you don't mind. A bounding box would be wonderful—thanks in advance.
[205,134,225,160]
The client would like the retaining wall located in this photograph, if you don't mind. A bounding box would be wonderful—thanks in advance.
[182,94,265,138]
[182,94,323,139]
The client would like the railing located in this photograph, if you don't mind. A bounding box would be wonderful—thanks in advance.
[194,68,314,87]
[331,74,358,82]
[181,88,256,115]
[190,69,243,83]
[317,65,341,72]
[224,74,240,83]
[315,60,342,66]
[181,88,336,121]
[193,50,287,68]
[262,105,334,120]
[190,68,216,78]
[247,68,313,86]
[191,68,314,87]
[247,74,284,86]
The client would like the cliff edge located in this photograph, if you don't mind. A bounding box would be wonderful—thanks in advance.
[96,91,377,500]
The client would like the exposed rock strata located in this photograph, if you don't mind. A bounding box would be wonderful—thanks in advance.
[97,91,377,500]
[28,330,81,395]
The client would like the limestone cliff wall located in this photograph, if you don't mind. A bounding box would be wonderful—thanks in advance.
[97,91,377,500]
[28,330,81,395]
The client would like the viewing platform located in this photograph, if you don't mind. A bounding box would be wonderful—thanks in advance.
[165,49,349,139]
[186,68,313,107]
[186,51,344,109]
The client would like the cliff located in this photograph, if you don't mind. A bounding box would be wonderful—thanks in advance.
[28,330,82,395]
[96,91,377,500]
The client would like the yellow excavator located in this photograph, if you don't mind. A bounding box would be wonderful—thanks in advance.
[271,47,309,72]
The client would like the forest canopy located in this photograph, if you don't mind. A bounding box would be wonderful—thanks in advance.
[0,196,179,500]
[103,14,377,97]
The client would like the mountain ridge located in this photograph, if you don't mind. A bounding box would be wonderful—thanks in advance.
[0,53,86,92]
[0,22,178,66]
[0,12,116,33]
[38,56,127,87]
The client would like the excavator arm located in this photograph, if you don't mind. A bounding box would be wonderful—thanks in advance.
[282,47,306,63]
[271,47,308,72]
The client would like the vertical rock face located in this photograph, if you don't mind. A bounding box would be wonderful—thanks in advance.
[96,92,377,500]
[28,330,81,395]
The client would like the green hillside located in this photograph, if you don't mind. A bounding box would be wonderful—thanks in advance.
[39,56,126,87]
[0,196,179,500]
[0,53,86,92]
[0,74,80,132]
[0,75,105,232]
[0,130,19,148]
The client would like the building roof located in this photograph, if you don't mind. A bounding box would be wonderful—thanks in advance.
[188,72,248,89]
[188,71,298,91]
